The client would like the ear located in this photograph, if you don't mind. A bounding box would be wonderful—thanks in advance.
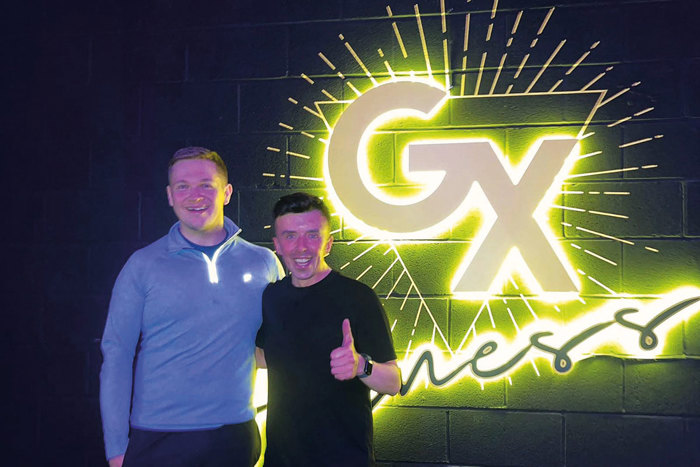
[166,185,174,207]
[324,234,333,256]
[272,236,280,254]
[223,183,233,205]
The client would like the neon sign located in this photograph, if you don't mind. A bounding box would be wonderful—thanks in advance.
[262,3,698,407]
[325,79,601,298]
[370,288,700,407]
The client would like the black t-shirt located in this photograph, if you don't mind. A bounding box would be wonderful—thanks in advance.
[256,270,397,467]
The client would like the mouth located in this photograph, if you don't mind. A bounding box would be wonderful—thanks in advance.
[186,205,209,212]
[293,258,312,267]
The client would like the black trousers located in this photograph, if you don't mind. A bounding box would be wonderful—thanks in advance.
[123,419,261,467]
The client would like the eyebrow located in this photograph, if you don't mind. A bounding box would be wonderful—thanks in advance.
[171,177,215,184]
[280,229,321,234]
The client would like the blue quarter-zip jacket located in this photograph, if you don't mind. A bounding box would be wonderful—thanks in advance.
[100,217,282,460]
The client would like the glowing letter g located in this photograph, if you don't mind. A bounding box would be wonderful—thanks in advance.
[325,80,473,236]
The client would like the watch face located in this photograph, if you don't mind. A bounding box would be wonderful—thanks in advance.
[362,353,373,376]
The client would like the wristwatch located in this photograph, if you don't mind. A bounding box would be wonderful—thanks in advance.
[358,353,373,378]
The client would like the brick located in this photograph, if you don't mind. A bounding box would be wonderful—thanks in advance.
[39,244,90,295]
[622,120,700,180]
[128,0,293,28]
[687,181,700,237]
[39,85,92,141]
[385,15,447,77]
[341,0,429,20]
[558,239,622,296]
[129,31,187,83]
[384,298,448,352]
[87,242,138,294]
[40,348,89,398]
[622,1,696,62]
[89,83,142,141]
[210,133,288,190]
[41,189,140,243]
[565,413,687,466]
[624,360,700,416]
[287,134,328,191]
[39,396,102,451]
[188,26,287,81]
[0,0,43,37]
[507,356,623,413]
[90,136,141,192]
[564,181,683,238]
[450,297,559,347]
[1,399,39,462]
[622,240,700,295]
[687,418,700,466]
[140,189,180,243]
[288,20,396,77]
[391,242,467,296]
[118,138,185,193]
[35,35,90,87]
[449,409,563,466]
[4,344,42,402]
[502,3,624,64]
[239,78,344,133]
[31,138,91,191]
[141,82,238,141]
[374,407,447,462]
[0,288,42,345]
[596,61,684,122]
[324,241,401,295]
[685,59,700,118]
[42,295,107,353]
[238,187,334,242]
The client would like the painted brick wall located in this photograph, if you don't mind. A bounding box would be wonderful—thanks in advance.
[4,0,699,465]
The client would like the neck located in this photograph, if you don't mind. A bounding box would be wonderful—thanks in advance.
[179,225,228,246]
[291,265,332,288]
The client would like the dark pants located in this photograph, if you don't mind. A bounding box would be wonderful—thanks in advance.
[123,420,261,467]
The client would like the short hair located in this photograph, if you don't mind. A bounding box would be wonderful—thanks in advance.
[168,146,228,182]
[273,192,331,225]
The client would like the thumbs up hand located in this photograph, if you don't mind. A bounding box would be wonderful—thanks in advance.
[330,318,360,380]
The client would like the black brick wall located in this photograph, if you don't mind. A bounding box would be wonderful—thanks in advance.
[4,0,699,465]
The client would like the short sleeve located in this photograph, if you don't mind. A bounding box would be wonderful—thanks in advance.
[354,285,397,364]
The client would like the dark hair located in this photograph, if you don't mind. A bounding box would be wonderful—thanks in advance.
[168,146,228,182]
[273,192,331,224]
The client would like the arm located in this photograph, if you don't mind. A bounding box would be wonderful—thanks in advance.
[330,319,402,395]
[358,356,401,395]
[100,256,144,461]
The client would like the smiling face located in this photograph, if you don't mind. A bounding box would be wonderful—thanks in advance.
[273,209,333,288]
[166,159,233,245]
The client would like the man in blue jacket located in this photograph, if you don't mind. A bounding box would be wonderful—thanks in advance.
[100,147,282,467]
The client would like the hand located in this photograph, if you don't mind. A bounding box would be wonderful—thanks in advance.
[330,318,360,380]
[108,454,124,467]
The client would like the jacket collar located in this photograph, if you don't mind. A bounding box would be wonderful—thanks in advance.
[166,217,242,253]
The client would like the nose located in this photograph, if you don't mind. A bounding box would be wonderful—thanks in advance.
[188,187,205,200]
[297,236,309,252]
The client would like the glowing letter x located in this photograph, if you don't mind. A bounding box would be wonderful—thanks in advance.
[426,138,582,298]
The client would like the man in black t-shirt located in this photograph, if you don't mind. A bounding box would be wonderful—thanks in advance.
[255,192,401,466]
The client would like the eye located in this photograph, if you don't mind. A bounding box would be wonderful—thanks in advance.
[175,184,188,191]
[201,183,213,189]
